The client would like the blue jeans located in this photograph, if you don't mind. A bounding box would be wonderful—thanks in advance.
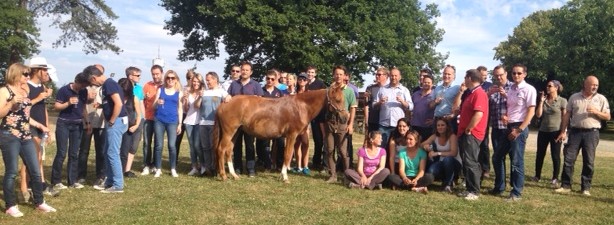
[103,117,128,189]
[142,119,156,168]
[378,126,395,150]
[492,126,528,197]
[79,127,105,180]
[428,156,461,186]
[51,120,83,185]
[561,128,599,191]
[185,124,203,167]
[154,119,178,169]
[1,131,44,208]
[199,125,215,171]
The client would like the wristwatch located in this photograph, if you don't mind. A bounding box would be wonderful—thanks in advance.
[438,152,442,156]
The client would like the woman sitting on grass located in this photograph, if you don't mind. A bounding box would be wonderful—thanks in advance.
[387,130,433,193]
[387,118,410,174]
[422,118,461,193]
[344,131,390,189]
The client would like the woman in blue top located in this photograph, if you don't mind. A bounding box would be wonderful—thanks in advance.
[153,70,184,178]
[387,130,433,193]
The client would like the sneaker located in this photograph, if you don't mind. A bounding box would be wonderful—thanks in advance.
[93,184,107,190]
[302,168,311,176]
[43,186,61,197]
[531,176,540,182]
[188,168,199,176]
[291,168,301,174]
[54,183,68,190]
[124,171,137,178]
[5,206,24,217]
[154,169,162,178]
[141,167,150,175]
[248,170,256,178]
[100,186,124,194]
[200,166,207,176]
[488,189,505,196]
[326,176,337,184]
[555,187,571,194]
[93,178,105,187]
[36,202,57,213]
[443,186,453,193]
[348,182,362,189]
[171,169,179,178]
[582,190,591,196]
[551,179,559,188]
[77,178,86,184]
[505,195,522,202]
[70,183,85,189]
[464,192,479,201]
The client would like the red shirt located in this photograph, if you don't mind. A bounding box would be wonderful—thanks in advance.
[143,81,161,120]
[457,86,489,141]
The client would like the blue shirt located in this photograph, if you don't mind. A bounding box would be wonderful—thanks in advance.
[200,88,228,125]
[155,88,179,123]
[228,79,264,96]
[101,78,127,120]
[433,84,460,117]
[56,84,88,121]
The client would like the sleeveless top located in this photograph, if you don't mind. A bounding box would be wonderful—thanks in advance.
[27,81,46,126]
[155,88,179,123]
[435,136,461,163]
[183,93,200,125]
[1,87,33,140]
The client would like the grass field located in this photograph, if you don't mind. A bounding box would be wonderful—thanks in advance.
[1,125,614,224]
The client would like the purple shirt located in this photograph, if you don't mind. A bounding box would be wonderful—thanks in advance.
[357,147,386,177]
[410,90,435,127]
[506,80,536,123]
[228,79,264,96]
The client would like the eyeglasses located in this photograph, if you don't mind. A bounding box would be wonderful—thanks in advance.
[266,77,276,81]
[231,70,240,73]
[512,72,523,75]
[376,73,386,76]
[132,74,141,77]
[493,73,505,77]
[166,77,177,80]
[547,85,554,88]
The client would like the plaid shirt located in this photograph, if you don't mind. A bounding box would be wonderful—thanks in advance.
[489,81,512,129]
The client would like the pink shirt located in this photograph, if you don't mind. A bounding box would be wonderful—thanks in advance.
[506,80,536,123]
[358,147,386,177]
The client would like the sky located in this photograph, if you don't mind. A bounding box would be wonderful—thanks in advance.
[34,0,568,89]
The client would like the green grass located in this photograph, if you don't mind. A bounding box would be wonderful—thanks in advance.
[1,131,614,224]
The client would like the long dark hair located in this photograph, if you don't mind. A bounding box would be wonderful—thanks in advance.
[388,118,411,147]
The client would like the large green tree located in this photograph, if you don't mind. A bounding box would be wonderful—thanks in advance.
[162,0,447,87]
[494,0,614,110]
[1,0,120,73]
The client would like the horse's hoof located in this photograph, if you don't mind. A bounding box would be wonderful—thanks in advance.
[283,179,290,184]
[232,175,240,180]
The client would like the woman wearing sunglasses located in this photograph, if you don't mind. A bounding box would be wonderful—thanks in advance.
[152,70,184,178]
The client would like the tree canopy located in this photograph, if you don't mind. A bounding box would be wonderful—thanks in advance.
[494,0,614,109]
[162,0,447,87]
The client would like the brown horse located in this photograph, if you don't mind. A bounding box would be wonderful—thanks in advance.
[213,85,346,182]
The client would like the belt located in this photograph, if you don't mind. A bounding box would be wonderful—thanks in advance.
[507,122,522,129]
[57,117,83,124]
[570,127,599,132]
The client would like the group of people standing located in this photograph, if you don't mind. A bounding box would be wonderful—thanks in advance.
[356,64,610,201]
[1,57,610,217]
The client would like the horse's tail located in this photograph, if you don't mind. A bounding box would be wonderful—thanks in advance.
[212,112,222,172]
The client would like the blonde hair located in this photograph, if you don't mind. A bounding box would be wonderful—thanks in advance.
[190,73,205,92]
[6,63,30,85]
[164,70,182,91]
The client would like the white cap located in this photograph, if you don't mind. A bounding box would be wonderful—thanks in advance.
[27,56,48,69]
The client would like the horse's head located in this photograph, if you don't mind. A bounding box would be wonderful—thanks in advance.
[327,83,346,113]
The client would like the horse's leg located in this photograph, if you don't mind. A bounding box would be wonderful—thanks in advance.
[226,131,240,180]
[281,133,298,183]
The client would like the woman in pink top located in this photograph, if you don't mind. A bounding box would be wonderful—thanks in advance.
[344,131,390,189]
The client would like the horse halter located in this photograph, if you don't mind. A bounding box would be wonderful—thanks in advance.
[326,87,346,113]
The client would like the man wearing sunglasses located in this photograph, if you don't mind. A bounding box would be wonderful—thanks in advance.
[492,63,536,202]
[221,65,241,92]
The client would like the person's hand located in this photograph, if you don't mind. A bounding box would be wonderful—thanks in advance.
[88,90,97,99]
[428,150,437,159]
[501,115,508,126]
[69,96,79,105]
[129,125,138,133]
[176,125,182,135]
[86,124,93,135]
[556,131,566,143]
[488,85,499,95]
[93,102,101,109]
[347,125,353,135]
[366,177,373,186]
[499,87,507,98]
[425,118,433,126]
[587,105,598,115]
[402,177,411,185]
[459,83,467,93]
[508,128,520,141]
[540,91,546,102]
[223,96,231,103]
[40,125,50,133]
[360,176,368,186]
[409,178,417,185]
[45,88,53,96]
[158,98,165,105]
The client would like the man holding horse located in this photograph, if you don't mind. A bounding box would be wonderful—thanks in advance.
[325,65,357,183]
[227,61,264,177]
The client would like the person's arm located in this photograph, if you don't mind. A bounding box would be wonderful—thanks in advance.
[29,118,49,133]
[443,134,458,157]
[413,157,427,184]
[129,96,142,132]
[388,139,397,174]
[536,93,546,118]
[452,85,466,114]
[176,91,184,135]
[347,106,356,134]
[401,89,413,111]
[398,156,410,185]
[421,134,436,152]
[0,88,16,118]
[108,93,123,125]
[508,106,535,140]
[152,89,161,109]
[31,88,52,105]
[464,111,484,135]
[556,109,571,142]
[357,155,368,186]
[54,100,72,111]
[83,99,92,135]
